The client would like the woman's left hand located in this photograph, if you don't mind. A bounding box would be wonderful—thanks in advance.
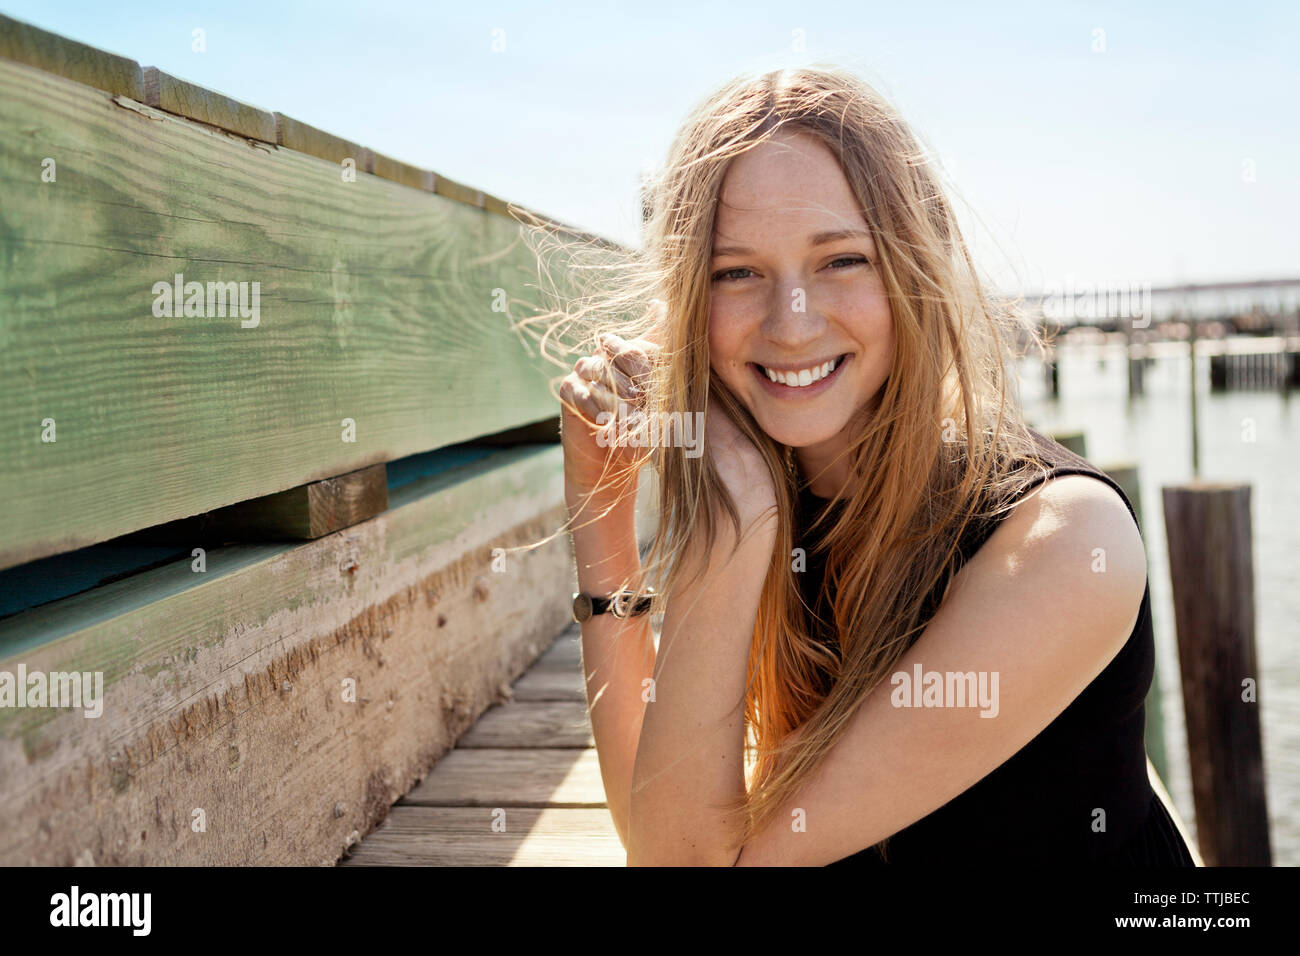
[703,400,777,535]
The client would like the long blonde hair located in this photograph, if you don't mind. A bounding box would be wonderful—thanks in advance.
[516,64,1052,856]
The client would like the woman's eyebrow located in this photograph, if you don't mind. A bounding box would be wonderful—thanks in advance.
[711,228,874,258]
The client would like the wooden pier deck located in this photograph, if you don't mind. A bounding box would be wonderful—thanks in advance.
[340,623,627,866]
[340,619,1203,868]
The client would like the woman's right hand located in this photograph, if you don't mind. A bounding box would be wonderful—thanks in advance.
[560,329,662,501]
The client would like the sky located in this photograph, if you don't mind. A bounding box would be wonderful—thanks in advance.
[5,0,1297,293]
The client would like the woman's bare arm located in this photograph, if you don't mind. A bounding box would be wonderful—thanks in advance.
[625,490,777,865]
[567,477,656,849]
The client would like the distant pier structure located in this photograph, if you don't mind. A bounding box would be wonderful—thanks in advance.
[1021,277,1300,398]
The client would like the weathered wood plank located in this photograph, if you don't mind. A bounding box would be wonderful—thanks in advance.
[401,748,607,807]
[1161,482,1271,866]
[511,665,588,702]
[338,806,623,866]
[142,66,276,141]
[0,444,574,864]
[369,149,434,191]
[210,463,389,540]
[0,57,578,570]
[458,700,594,748]
[0,12,143,99]
[273,110,364,165]
[435,173,486,208]
[535,624,581,669]
[483,193,515,218]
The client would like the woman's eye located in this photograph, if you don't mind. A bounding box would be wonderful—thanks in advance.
[711,258,867,282]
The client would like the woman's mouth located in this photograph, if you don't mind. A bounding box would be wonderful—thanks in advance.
[750,353,850,398]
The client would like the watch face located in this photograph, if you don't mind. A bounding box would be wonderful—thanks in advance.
[572,592,593,623]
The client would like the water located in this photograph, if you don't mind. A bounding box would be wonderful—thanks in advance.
[1018,342,1299,865]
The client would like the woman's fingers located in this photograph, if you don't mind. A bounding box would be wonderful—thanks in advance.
[576,353,640,402]
[561,371,649,445]
[599,332,656,391]
[561,374,614,427]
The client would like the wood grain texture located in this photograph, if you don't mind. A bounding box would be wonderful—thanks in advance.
[1161,482,1271,866]
[0,444,575,864]
[338,806,624,866]
[458,700,594,748]
[400,748,607,807]
[0,12,143,99]
[435,173,486,208]
[369,149,434,191]
[0,58,577,570]
[273,110,364,164]
[211,463,389,540]
[511,660,588,702]
[1,13,625,251]
[483,193,515,218]
[142,66,276,141]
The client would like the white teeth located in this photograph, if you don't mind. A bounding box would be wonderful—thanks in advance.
[762,356,840,388]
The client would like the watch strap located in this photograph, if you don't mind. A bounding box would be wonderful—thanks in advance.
[573,588,655,622]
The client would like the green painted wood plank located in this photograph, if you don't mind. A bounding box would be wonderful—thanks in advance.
[0,12,143,99]
[142,66,276,142]
[1,14,624,249]
[0,58,587,571]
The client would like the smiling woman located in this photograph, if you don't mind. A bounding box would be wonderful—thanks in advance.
[530,64,1196,867]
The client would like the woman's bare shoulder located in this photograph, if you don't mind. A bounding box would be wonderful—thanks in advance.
[952,473,1147,645]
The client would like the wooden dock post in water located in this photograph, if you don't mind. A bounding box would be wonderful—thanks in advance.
[1044,351,1060,399]
[1188,321,1201,476]
[1126,326,1145,398]
[1161,483,1272,866]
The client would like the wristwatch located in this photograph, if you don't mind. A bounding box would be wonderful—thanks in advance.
[572,588,656,623]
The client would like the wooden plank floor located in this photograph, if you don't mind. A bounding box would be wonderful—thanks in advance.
[340,622,627,866]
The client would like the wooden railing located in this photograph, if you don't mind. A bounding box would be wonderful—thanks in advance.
[0,12,623,865]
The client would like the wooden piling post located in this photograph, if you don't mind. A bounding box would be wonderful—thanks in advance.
[1209,353,1228,391]
[1188,322,1200,476]
[1126,325,1144,399]
[1161,482,1272,865]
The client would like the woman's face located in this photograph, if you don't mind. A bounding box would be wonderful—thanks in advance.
[707,130,894,487]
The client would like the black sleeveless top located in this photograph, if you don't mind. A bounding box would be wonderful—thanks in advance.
[794,429,1196,866]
